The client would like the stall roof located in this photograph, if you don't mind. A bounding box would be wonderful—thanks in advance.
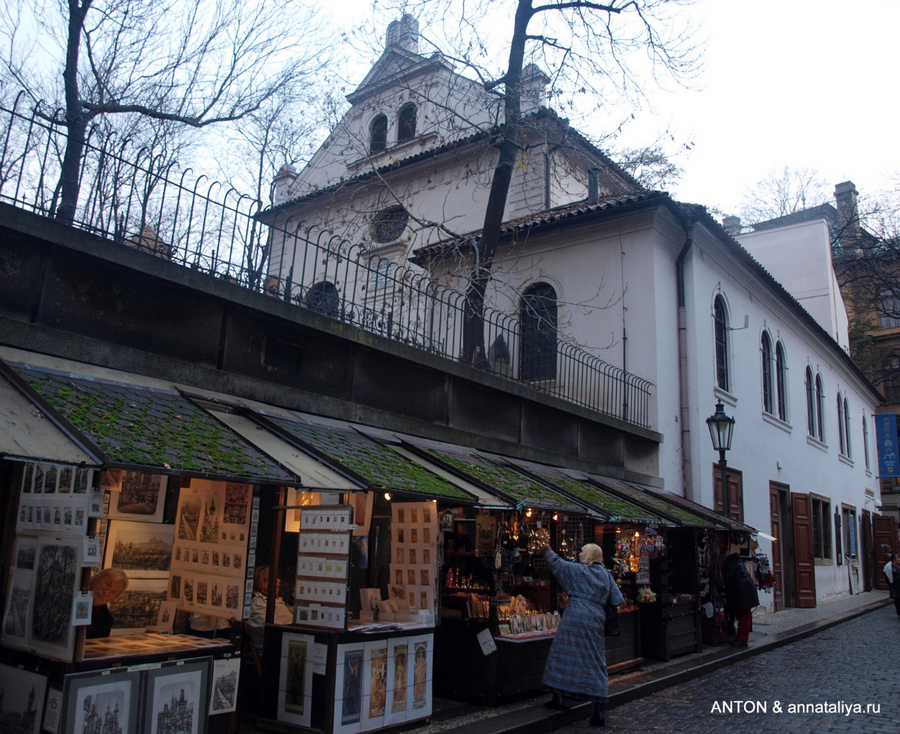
[647,488,756,534]
[253,411,477,501]
[351,429,514,509]
[10,358,299,485]
[0,364,101,466]
[579,473,718,528]
[504,458,666,523]
[195,404,362,492]
[406,443,586,513]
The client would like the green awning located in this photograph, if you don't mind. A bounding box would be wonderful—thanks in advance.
[258,412,475,501]
[15,363,299,484]
[584,474,712,527]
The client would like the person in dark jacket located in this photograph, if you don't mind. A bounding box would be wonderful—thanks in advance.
[86,567,128,638]
[888,556,900,619]
[722,553,759,647]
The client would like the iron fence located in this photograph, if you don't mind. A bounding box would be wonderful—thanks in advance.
[0,96,653,429]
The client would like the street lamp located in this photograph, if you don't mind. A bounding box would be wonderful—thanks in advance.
[706,401,735,517]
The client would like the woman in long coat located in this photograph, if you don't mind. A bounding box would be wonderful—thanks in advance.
[541,543,624,727]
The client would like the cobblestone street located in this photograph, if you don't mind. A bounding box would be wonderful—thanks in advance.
[554,605,900,734]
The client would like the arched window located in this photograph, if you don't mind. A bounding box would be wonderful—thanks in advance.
[806,367,816,436]
[714,295,729,391]
[305,281,341,318]
[370,114,387,154]
[371,206,409,243]
[520,282,557,382]
[837,392,846,455]
[761,332,774,414]
[863,415,870,469]
[776,341,787,421]
[815,374,825,442]
[397,103,417,144]
[843,397,852,458]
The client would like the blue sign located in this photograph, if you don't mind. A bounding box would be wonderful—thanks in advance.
[876,413,899,477]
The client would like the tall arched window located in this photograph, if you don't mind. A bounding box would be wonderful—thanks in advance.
[370,114,387,154]
[761,332,774,414]
[863,415,870,469]
[520,282,557,382]
[806,366,816,436]
[397,103,417,144]
[815,374,825,442]
[843,397,852,458]
[714,295,729,391]
[837,392,846,454]
[776,340,787,421]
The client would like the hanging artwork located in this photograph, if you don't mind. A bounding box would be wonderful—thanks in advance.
[62,668,142,734]
[144,658,210,734]
[0,663,47,734]
[107,471,167,522]
[103,520,174,578]
[107,578,168,632]
[333,644,364,734]
[277,633,314,728]
[210,657,241,716]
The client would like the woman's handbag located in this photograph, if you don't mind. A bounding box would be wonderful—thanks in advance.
[604,599,620,636]
[604,569,621,636]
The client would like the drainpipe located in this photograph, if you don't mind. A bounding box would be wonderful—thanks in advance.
[676,220,694,501]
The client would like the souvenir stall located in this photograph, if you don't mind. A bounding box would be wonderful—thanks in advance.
[0,353,303,734]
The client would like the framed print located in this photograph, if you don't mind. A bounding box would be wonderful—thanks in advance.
[62,668,141,734]
[277,633,314,728]
[108,578,168,633]
[0,663,47,734]
[28,539,81,661]
[362,640,388,730]
[409,634,433,716]
[209,657,241,716]
[384,640,409,726]
[144,658,211,734]
[333,644,364,734]
[103,520,174,578]
[107,472,166,522]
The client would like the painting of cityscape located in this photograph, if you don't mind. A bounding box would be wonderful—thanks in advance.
[0,663,47,734]
[62,668,141,734]
[145,658,209,734]
[103,521,174,578]
[107,472,166,523]
[108,579,168,632]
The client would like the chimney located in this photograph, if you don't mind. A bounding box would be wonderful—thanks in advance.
[386,14,419,53]
[519,63,549,112]
[272,163,298,205]
[722,215,742,236]
[834,180,860,237]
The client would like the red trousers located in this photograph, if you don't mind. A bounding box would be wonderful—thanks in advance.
[735,609,752,643]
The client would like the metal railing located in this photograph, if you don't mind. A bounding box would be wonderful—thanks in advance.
[0,96,653,429]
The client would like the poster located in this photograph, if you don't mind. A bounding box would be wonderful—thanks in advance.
[209,658,241,716]
[276,633,314,728]
[103,521,174,578]
[107,472,166,523]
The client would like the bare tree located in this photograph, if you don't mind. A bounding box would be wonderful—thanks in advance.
[366,1,700,363]
[740,166,830,224]
[0,0,329,222]
[614,144,683,190]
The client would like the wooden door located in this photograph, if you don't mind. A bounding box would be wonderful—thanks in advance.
[874,515,899,590]
[791,493,817,608]
[769,485,784,611]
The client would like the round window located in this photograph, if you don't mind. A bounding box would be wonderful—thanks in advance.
[371,206,409,243]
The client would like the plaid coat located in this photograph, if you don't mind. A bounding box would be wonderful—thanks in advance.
[541,548,624,699]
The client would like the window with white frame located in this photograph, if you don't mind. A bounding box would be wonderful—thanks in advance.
[761,332,774,414]
[837,392,846,455]
[843,397,852,458]
[806,366,816,436]
[776,340,787,421]
[815,373,826,442]
[842,505,857,559]
[714,295,730,391]
[811,495,832,561]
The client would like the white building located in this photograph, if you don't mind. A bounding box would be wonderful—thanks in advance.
[266,16,884,607]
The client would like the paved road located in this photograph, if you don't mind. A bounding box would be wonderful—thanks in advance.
[554,605,900,733]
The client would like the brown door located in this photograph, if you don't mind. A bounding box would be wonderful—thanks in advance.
[791,492,817,608]
[874,515,900,590]
[769,484,785,610]
[862,510,873,592]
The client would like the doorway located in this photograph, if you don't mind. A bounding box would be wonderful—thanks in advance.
[769,483,795,610]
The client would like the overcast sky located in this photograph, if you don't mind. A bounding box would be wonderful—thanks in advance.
[329,0,899,220]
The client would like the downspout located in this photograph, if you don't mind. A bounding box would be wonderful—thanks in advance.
[676,219,695,500]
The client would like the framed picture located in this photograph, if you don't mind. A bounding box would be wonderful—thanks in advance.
[144,658,211,734]
[384,640,409,726]
[409,634,433,716]
[277,633,314,728]
[103,520,174,578]
[333,644,364,734]
[108,578,168,633]
[107,472,166,522]
[363,640,388,730]
[62,668,141,734]
[209,657,241,716]
[0,663,48,734]
[284,489,321,533]
[347,492,373,537]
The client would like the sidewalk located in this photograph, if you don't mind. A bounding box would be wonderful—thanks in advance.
[410,590,892,734]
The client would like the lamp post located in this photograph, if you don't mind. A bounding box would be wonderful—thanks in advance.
[706,401,735,518]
